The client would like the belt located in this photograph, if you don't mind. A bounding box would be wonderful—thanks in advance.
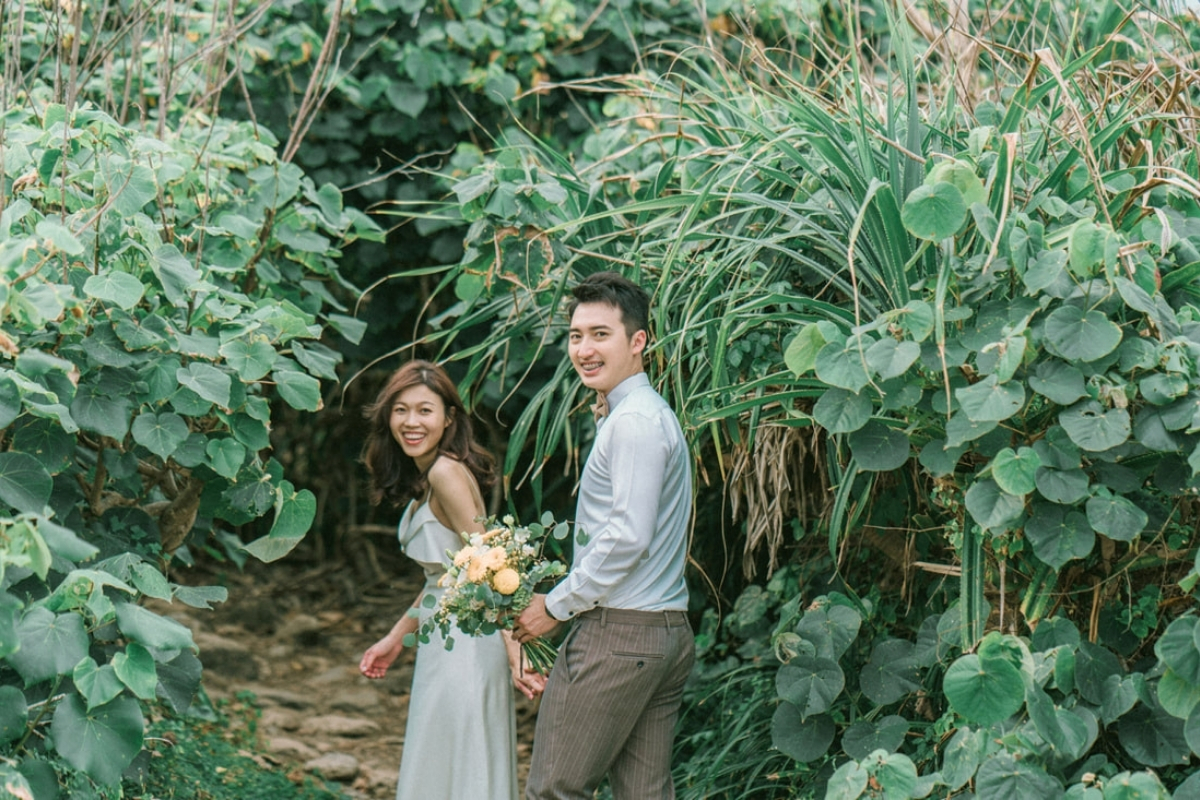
[578,607,689,627]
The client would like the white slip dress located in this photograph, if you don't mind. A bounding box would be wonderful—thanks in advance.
[394,500,518,800]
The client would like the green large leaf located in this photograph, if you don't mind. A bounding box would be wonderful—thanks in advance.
[865,338,920,380]
[83,272,145,310]
[902,182,967,241]
[770,705,834,763]
[1100,674,1140,725]
[0,373,19,429]
[1076,642,1123,706]
[1034,467,1090,505]
[151,243,201,307]
[177,363,232,408]
[943,653,1025,725]
[859,639,922,705]
[1155,616,1200,685]
[6,608,88,685]
[974,753,1062,799]
[825,760,870,800]
[940,726,986,791]
[847,422,909,472]
[813,388,871,434]
[1186,702,1200,757]
[156,649,203,714]
[964,479,1024,531]
[815,339,871,393]
[1059,401,1131,452]
[0,453,52,514]
[1029,359,1087,405]
[956,376,1025,422]
[51,694,144,785]
[73,658,125,710]
[207,438,248,479]
[112,642,157,700]
[927,159,986,206]
[131,411,189,459]
[990,447,1041,496]
[1118,702,1190,767]
[1043,306,1122,362]
[268,480,316,539]
[220,338,278,381]
[1085,493,1148,542]
[794,604,862,662]
[1025,503,1094,570]
[272,368,321,411]
[841,715,908,760]
[70,385,132,439]
[775,656,844,720]
[113,602,194,651]
[0,685,28,744]
[784,323,827,376]
[1158,668,1200,720]
[1069,221,1109,274]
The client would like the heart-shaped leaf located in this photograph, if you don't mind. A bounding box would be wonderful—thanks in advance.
[848,422,910,472]
[813,388,871,434]
[771,706,835,763]
[1059,401,1131,452]
[964,479,1024,531]
[956,376,1025,422]
[842,715,909,759]
[776,656,844,720]
[902,182,967,241]
[1085,493,1147,542]
[944,652,1025,725]
[1043,306,1122,362]
[990,447,1041,496]
[51,694,144,785]
[1025,502,1094,570]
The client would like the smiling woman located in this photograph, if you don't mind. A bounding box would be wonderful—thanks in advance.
[356,360,543,799]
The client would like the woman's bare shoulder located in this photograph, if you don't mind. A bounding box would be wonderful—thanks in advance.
[426,455,474,489]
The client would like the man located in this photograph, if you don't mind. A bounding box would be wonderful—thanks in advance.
[514,271,694,800]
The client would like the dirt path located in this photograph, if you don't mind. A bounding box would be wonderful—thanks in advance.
[159,544,540,798]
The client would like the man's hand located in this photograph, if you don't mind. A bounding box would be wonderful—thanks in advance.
[514,593,562,644]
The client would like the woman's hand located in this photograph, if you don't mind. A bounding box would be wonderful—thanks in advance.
[359,633,404,679]
[502,630,548,699]
[512,666,548,699]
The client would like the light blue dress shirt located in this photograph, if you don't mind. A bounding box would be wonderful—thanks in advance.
[545,373,691,620]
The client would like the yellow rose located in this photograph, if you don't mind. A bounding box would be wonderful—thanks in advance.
[481,547,508,570]
[467,558,488,583]
[453,546,475,568]
[492,568,520,596]
[482,527,507,541]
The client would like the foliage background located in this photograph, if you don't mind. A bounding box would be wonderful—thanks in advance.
[4,0,1200,797]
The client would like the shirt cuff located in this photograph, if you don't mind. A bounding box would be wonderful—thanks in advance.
[544,591,571,622]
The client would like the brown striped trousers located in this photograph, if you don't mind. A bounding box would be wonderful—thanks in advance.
[526,607,695,800]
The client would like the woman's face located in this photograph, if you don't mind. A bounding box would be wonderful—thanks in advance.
[389,384,451,470]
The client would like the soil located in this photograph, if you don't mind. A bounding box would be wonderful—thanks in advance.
[156,537,540,799]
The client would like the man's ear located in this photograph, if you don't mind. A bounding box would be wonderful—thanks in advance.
[631,329,648,355]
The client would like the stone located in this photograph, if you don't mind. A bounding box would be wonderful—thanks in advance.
[298,714,381,738]
[193,631,259,681]
[266,737,318,762]
[328,687,383,714]
[255,687,313,710]
[304,752,359,782]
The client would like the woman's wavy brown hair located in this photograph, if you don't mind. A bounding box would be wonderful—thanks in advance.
[361,360,496,507]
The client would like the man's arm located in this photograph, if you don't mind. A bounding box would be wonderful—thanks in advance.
[544,411,670,620]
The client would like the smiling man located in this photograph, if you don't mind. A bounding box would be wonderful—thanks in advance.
[515,271,694,800]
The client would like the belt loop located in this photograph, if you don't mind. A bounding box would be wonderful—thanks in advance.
[600,607,608,627]
[663,610,671,626]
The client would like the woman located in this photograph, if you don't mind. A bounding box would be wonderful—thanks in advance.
[358,360,544,799]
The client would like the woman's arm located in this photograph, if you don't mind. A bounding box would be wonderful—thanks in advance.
[502,629,547,699]
[359,594,422,679]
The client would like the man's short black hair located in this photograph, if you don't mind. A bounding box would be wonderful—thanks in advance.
[567,271,650,338]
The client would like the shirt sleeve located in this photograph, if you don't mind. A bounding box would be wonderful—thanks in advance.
[545,410,669,620]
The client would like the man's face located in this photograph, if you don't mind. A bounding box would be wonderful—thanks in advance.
[568,301,646,396]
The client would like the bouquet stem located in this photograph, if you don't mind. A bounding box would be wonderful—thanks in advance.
[521,637,558,676]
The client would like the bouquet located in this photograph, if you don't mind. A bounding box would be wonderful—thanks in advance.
[416,512,567,674]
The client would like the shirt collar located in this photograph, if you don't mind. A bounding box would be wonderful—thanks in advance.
[604,372,649,413]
